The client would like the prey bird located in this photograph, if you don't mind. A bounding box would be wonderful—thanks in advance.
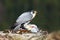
[23,22,39,33]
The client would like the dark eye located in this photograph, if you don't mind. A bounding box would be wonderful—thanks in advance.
[33,11,34,13]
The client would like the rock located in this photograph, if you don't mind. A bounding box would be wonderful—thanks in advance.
[0,30,48,40]
[45,31,60,40]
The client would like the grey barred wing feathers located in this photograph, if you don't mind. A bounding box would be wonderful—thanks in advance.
[16,12,33,24]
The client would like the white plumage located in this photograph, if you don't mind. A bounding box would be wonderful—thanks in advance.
[24,23,39,33]
[13,10,37,32]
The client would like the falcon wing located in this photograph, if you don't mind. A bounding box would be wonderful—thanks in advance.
[16,12,33,24]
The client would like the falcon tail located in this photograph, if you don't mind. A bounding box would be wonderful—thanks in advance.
[10,23,18,30]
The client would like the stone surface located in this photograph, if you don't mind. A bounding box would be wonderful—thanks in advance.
[0,30,47,40]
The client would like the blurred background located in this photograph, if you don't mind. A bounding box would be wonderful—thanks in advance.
[0,0,60,32]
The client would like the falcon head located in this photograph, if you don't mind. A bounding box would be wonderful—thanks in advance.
[31,10,37,19]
